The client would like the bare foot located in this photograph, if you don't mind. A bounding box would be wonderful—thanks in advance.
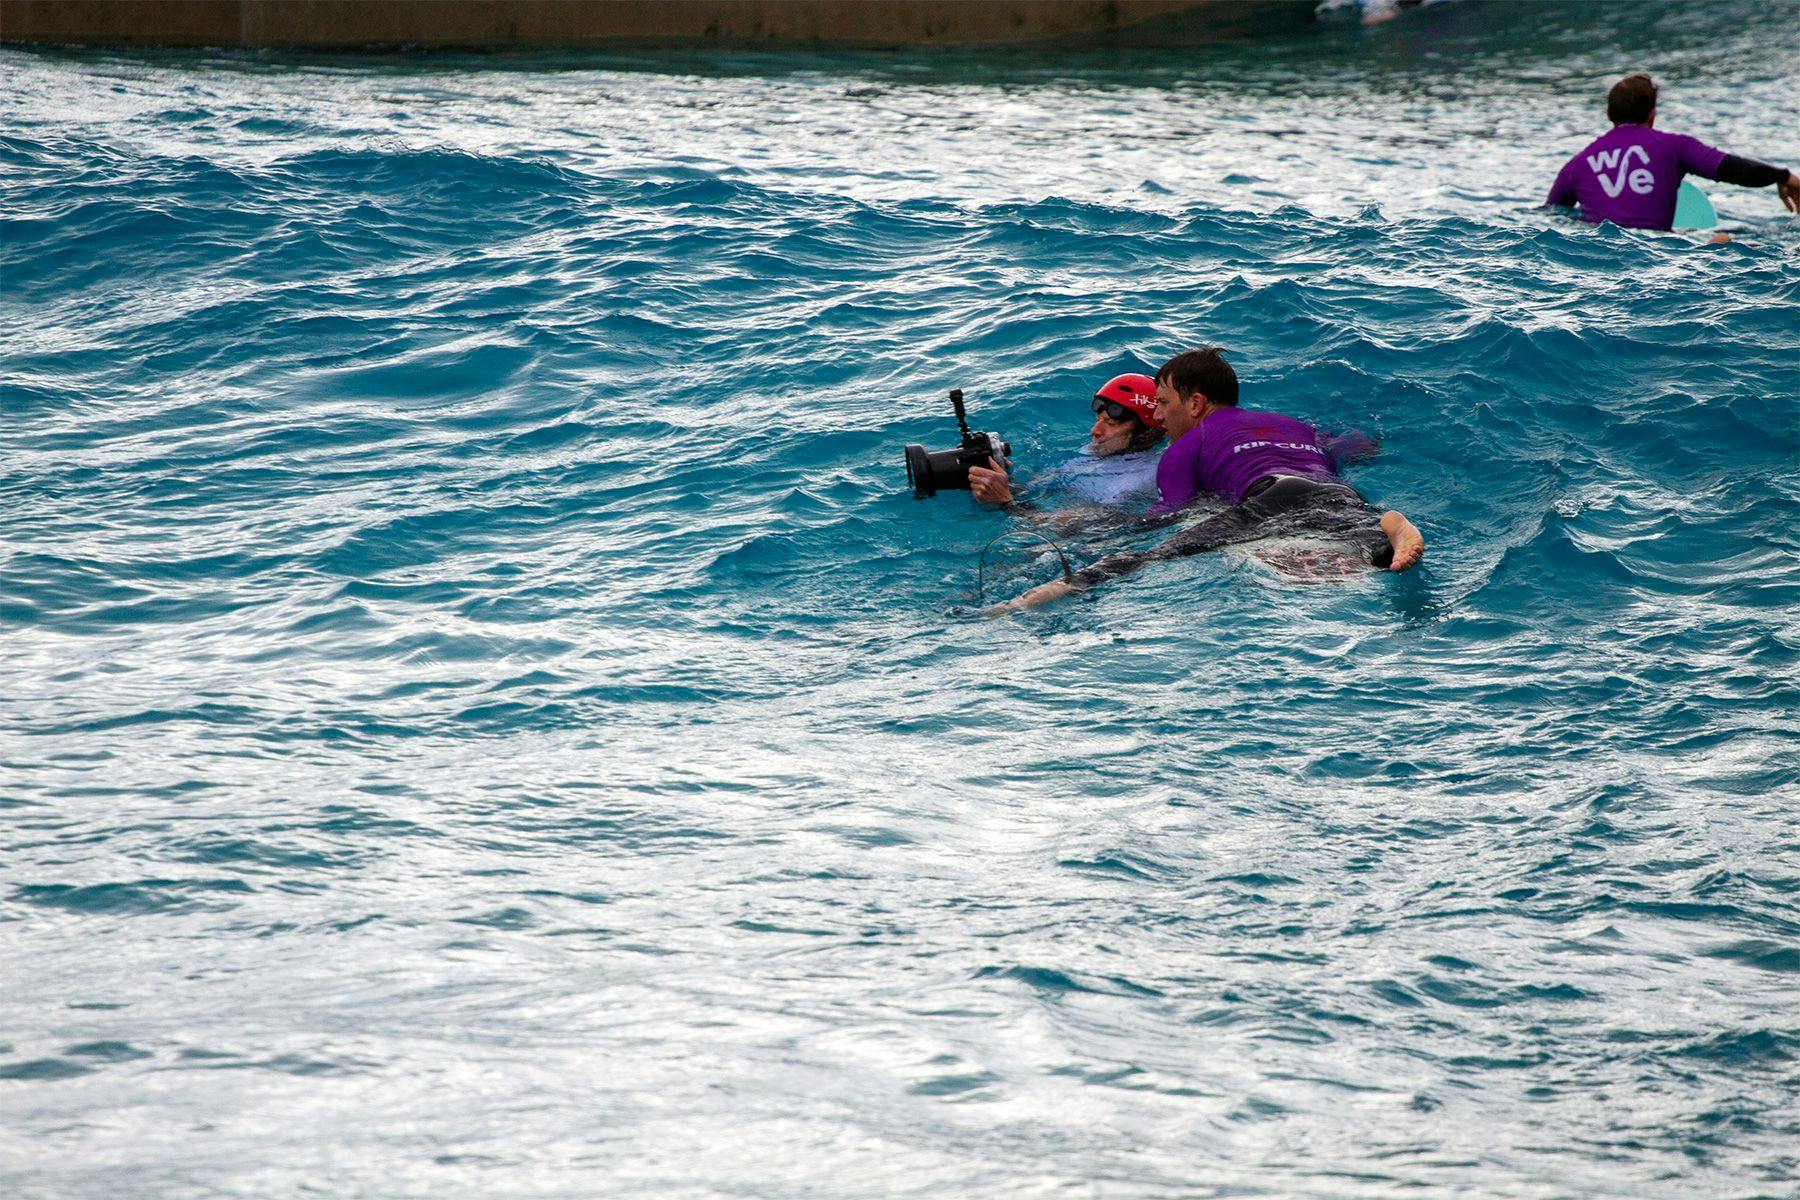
[1380,511,1424,572]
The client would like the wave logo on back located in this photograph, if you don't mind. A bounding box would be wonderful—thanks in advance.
[1588,144,1655,198]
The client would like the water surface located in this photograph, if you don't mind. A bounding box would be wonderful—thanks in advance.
[3,3,1799,1196]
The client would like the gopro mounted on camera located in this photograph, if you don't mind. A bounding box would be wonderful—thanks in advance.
[904,389,1012,499]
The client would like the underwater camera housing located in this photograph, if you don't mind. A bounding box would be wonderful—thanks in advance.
[905,389,1011,498]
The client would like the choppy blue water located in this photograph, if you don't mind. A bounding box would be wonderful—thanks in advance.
[4,3,1799,1196]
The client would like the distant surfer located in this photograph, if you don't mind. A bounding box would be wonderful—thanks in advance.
[988,348,1423,614]
[1546,73,1800,231]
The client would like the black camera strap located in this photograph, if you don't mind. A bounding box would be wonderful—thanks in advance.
[977,528,1074,603]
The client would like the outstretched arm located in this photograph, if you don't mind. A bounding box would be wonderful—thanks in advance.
[1713,159,1799,214]
[986,507,1259,615]
[985,501,1427,614]
[982,547,1158,615]
[1679,136,1797,211]
[1714,155,1795,192]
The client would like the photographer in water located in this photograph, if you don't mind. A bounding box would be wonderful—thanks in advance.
[988,346,1424,614]
[966,373,1166,509]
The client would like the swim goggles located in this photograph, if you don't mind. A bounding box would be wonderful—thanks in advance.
[1091,397,1139,422]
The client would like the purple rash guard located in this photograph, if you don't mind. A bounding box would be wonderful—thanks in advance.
[1154,407,1339,511]
[1546,124,1728,231]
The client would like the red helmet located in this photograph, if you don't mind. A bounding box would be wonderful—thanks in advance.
[1093,372,1162,430]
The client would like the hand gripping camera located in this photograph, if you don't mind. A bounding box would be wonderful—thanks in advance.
[904,389,1011,499]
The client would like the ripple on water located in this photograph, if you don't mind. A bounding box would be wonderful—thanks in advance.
[5,6,1800,1197]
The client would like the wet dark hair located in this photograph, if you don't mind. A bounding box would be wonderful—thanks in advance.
[1125,416,1164,453]
[1155,346,1239,408]
[1607,73,1658,125]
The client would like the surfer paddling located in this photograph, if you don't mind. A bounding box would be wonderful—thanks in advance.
[1546,73,1799,232]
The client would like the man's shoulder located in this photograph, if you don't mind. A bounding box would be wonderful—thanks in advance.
[1166,425,1207,451]
[1649,127,1719,155]
[1563,128,1619,159]
[1231,407,1314,433]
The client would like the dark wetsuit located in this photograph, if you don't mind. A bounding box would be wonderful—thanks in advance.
[1069,408,1393,588]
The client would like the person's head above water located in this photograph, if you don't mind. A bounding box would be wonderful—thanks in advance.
[1608,73,1657,127]
[1089,372,1164,456]
[1153,347,1239,441]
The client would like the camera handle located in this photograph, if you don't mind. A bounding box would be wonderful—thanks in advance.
[977,528,1074,603]
[949,388,972,439]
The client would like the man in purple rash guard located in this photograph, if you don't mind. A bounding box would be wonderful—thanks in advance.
[1545,73,1799,231]
[990,347,1424,613]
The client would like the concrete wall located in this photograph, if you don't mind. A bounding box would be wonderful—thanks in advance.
[0,0,1313,48]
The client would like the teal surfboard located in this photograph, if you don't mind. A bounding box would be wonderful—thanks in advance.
[1672,180,1717,231]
